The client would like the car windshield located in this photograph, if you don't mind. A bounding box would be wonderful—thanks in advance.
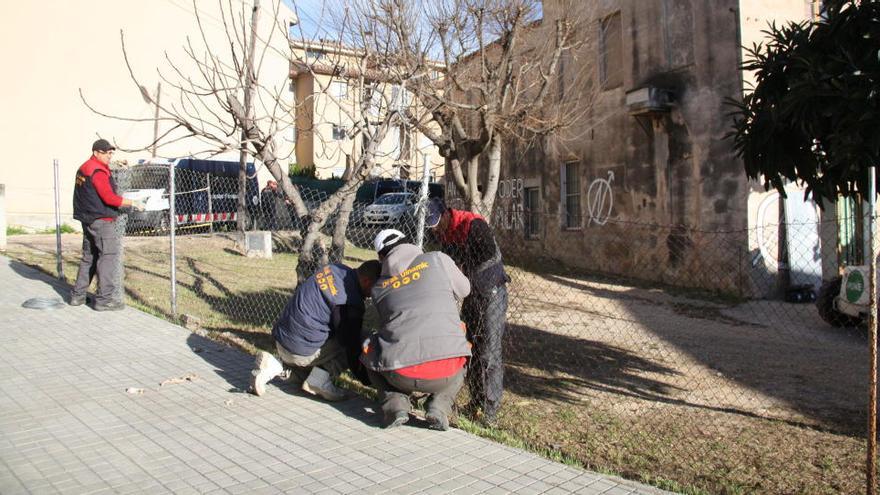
[374,193,412,205]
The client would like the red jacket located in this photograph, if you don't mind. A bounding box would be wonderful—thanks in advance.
[73,157,123,223]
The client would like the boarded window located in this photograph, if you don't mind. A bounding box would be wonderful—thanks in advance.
[561,162,581,229]
[599,12,623,90]
[524,186,541,238]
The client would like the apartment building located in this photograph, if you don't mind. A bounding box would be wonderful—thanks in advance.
[289,40,444,182]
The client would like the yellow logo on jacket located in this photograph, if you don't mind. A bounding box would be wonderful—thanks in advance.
[380,261,429,290]
[315,266,338,296]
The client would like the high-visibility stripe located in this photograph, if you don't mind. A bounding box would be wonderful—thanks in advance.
[175,212,238,224]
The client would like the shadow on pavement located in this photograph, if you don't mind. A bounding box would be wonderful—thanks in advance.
[185,332,253,392]
[184,332,388,428]
[8,259,70,300]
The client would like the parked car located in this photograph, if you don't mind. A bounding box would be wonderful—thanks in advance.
[118,165,171,234]
[363,192,417,226]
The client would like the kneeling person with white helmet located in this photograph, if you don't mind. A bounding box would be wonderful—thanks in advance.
[250,260,381,400]
[362,229,471,430]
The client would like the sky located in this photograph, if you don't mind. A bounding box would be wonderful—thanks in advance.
[282,0,545,47]
[283,0,334,41]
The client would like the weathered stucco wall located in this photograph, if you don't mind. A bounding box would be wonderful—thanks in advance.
[489,0,806,294]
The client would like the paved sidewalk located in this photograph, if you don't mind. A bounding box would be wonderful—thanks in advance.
[0,257,671,495]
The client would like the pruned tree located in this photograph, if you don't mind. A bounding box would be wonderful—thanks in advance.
[729,0,880,204]
[341,0,588,218]
[81,0,407,281]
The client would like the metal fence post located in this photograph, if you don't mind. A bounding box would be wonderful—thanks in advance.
[52,159,65,281]
[207,173,213,234]
[868,165,877,495]
[415,153,430,249]
[169,163,178,318]
[0,184,6,252]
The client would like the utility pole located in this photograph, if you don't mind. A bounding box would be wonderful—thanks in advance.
[151,82,161,158]
[238,0,260,232]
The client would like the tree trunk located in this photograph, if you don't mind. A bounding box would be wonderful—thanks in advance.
[479,134,502,221]
[329,192,357,263]
[237,159,249,231]
[294,170,372,282]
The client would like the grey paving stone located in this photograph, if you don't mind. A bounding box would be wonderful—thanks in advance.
[602,487,637,495]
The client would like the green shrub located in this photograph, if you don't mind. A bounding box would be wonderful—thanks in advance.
[288,163,316,178]
[6,224,77,236]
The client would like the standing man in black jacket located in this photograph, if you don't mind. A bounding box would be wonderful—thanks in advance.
[427,200,509,423]
[70,139,143,311]
[260,180,282,230]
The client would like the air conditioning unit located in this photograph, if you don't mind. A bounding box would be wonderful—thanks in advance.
[625,86,673,116]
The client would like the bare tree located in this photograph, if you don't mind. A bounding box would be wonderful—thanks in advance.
[344,0,591,218]
[81,1,307,215]
[81,0,407,281]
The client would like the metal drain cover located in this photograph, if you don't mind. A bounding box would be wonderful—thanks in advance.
[22,297,65,310]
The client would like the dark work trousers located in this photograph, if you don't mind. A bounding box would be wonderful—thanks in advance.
[72,219,122,305]
[261,191,278,230]
[462,284,509,420]
[368,367,465,420]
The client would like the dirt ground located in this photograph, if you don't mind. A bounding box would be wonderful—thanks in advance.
[500,268,868,494]
[506,268,867,430]
[6,233,872,494]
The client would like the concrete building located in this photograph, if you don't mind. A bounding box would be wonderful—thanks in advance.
[485,0,819,294]
[1,1,295,230]
[289,40,444,182]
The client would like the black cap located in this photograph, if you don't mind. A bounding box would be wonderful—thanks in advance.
[425,198,446,228]
[92,139,116,152]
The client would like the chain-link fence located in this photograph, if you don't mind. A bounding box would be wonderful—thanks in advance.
[492,212,871,494]
[27,163,874,494]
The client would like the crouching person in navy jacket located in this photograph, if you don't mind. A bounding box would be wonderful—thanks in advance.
[362,230,471,430]
[250,260,381,400]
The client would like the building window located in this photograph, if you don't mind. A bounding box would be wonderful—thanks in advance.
[331,81,348,99]
[391,85,411,110]
[561,162,581,229]
[332,124,346,140]
[524,186,540,238]
[305,49,324,62]
[599,12,623,90]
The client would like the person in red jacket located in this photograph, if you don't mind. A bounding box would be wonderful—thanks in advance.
[426,199,509,424]
[70,139,143,311]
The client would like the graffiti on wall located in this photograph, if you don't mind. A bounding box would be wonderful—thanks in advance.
[587,171,614,226]
[496,177,525,230]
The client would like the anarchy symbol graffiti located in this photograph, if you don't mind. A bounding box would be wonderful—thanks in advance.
[587,171,614,226]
